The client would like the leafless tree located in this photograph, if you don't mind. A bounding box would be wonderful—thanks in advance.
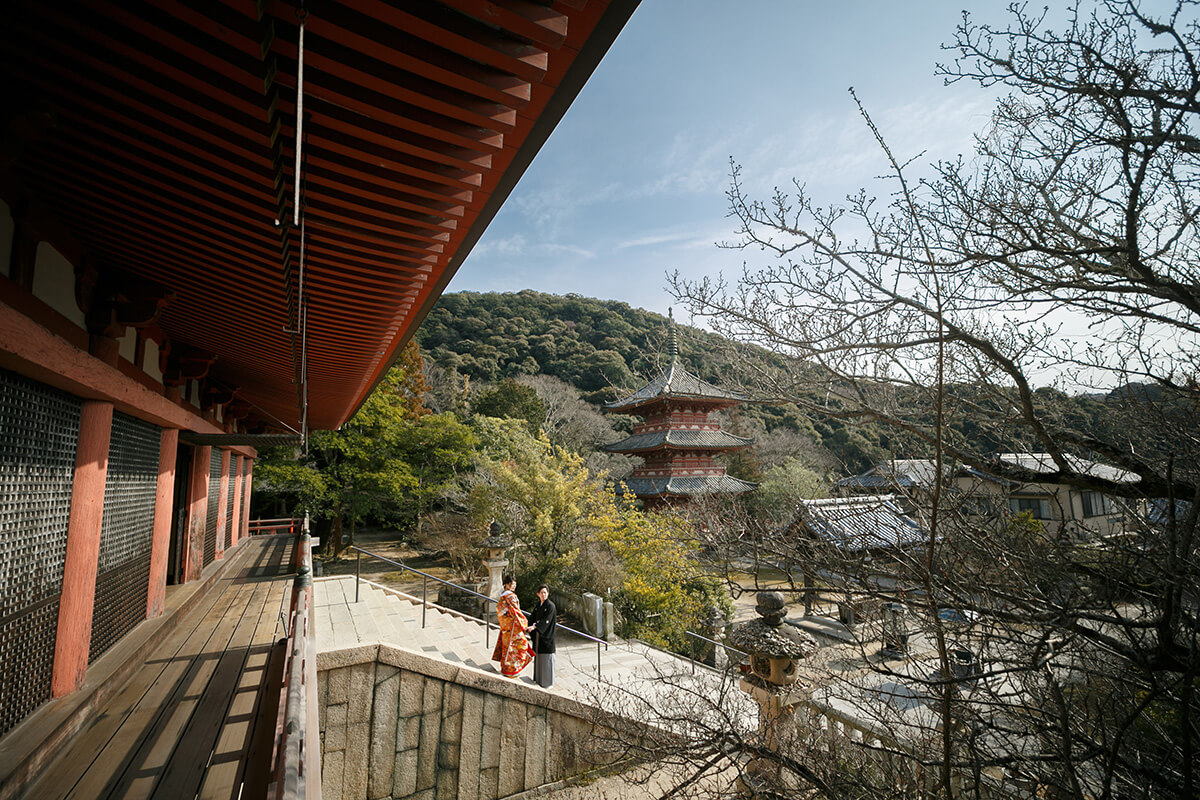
[516,374,620,452]
[643,2,1200,798]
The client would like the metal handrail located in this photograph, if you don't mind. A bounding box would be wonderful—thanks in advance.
[347,545,609,675]
[685,630,748,676]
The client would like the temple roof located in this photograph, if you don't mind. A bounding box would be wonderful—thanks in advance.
[1,0,636,432]
[618,475,758,497]
[835,459,941,491]
[789,495,925,552]
[605,357,747,412]
[605,429,754,453]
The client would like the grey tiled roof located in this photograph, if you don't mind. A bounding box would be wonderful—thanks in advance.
[961,452,1138,485]
[792,495,925,552]
[618,475,758,497]
[835,473,921,490]
[997,453,1137,483]
[835,459,939,490]
[605,358,746,411]
[605,429,754,453]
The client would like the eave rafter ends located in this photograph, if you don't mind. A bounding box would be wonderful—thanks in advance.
[1,0,634,432]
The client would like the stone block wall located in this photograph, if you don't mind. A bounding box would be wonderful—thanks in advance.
[317,644,624,800]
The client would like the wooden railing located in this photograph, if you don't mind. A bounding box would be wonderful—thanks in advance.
[268,530,321,800]
[248,517,301,536]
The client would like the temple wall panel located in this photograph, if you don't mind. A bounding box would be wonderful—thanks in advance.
[0,198,12,277]
[142,338,162,383]
[116,328,137,365]
[30,242,84,330]
[204,448,221,567]
[220,449,234,555]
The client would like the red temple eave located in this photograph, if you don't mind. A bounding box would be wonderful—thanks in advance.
[1,0,640,434]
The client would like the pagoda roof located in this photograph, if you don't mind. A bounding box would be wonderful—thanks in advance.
[619,475,758,497]
[605,358,747,412]
[605,429,754,453]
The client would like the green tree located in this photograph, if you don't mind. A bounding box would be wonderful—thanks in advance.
[256,342,470,553]
[472,378,546,433]
[466,416,596,581]
[589,498,731,649]
[301,385,421,553]
[396,412,477,534]
[464,416,728,646]
[755,457,826,523]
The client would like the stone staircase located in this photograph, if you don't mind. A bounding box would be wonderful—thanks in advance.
[313,575,734,703]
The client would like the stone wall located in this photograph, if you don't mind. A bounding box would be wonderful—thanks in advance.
[318,644,626,800]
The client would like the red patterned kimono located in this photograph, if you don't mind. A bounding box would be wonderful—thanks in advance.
[491,590,533,677]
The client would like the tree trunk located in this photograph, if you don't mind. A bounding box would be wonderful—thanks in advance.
[330,510,344,559]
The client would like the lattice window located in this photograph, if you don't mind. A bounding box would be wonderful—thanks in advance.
[204,449,221,566]
[90,412,160,663]
[224,454,236,550]
[0,369,81,736]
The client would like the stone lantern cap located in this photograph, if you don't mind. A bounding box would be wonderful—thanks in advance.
[481,520,510,550]
[730,591,817,659]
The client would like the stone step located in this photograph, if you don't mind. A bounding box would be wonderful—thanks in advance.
[314,575,729,704]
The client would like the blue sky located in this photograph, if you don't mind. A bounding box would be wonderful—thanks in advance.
[451,2,1004,316]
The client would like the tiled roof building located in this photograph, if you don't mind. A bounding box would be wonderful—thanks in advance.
[789,495,926,552]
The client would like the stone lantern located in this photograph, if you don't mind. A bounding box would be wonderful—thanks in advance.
[481,520,510,600]
[729,591,818,798]
[880,601,910,657]
[700,605,727,668]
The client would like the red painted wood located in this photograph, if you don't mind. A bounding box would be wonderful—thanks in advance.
[182,445,212,583]
[147,428,180,619]
[1,0,630,433]
[0,300,255,458]
[215,449,230,560]
[229,455,244,548]
[51,400,114,698]
[240,461,254,545]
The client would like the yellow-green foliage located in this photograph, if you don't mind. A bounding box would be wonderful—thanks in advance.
[469,416,599,574]
[468,416,729,648]
[590,493,729,648]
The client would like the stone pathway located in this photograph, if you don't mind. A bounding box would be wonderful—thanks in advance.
[313,576,744,709]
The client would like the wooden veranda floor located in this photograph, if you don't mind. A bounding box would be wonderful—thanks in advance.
[25,535,295,800]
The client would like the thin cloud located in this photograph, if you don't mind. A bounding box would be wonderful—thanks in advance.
[541,242,596,259]
[615,230,697,250]
[470,233,528,259]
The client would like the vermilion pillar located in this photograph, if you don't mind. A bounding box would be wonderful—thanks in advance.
[214,449,230,559]
[229,454,244,548]
[146,428,179,618]
[241,459,254,539]
[181,444,211,582]
[51,400,113,697]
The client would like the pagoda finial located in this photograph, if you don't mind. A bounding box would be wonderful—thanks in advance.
[668,308,679,360]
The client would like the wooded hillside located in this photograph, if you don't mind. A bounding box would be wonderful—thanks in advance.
[417,291,1122,477]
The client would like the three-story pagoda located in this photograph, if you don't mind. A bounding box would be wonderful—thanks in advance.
[604,320,757,508]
